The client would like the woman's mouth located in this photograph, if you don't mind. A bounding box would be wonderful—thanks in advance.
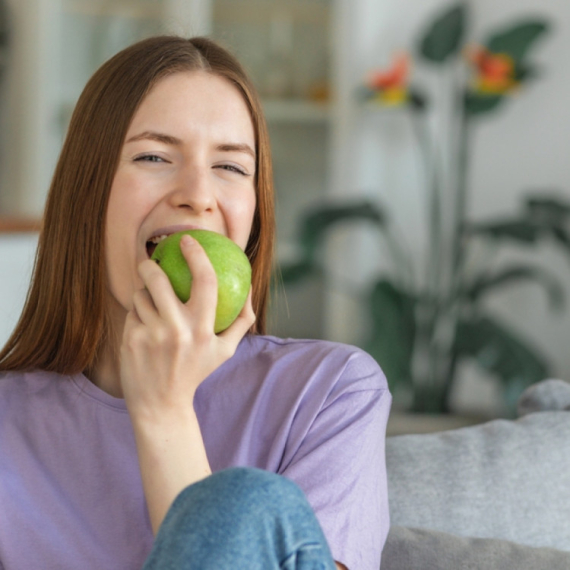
[145,234,169,258]
[145,225,212,257]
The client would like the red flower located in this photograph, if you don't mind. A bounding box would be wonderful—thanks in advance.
[366,53,410,105]
[466,45,517,94]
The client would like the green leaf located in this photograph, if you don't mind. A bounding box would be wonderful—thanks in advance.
[549,226,570,260]
[464,92,504,116]
[486,21,550,64]
[277,260,315,285]
[297,200,387,261]
[454,314,550,402]
[519,195,570,258]
[364,278,417,391]
[418,3,467,63]
[525,194,570,225]
[513,64,539,83]
[467,219,541,243]
[408,88,429,111]
[465,265,565,311]
[279,200,388,284]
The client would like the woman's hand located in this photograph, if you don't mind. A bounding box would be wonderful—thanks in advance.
[120,233,255,422]
[119,233,255,534]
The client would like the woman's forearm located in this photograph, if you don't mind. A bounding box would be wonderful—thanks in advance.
[131,409,212,535]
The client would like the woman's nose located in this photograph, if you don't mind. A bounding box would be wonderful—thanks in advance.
[170,169,216,213]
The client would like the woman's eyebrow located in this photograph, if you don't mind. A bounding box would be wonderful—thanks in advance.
[126,131,182,146]
[216,143,256,160]
[125,132,255,160]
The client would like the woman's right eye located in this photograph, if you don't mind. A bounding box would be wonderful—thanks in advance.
[134,154,165,163]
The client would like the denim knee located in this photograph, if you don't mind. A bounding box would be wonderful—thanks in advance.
[144,468,336,570]
[170,467,311,525]
[202,467,307,509]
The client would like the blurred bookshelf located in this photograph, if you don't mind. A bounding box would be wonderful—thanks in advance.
[0,218,41,233]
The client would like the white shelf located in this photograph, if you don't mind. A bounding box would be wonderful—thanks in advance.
[64,0,163,20]
[213,0,329,24]
[262,99,330,124]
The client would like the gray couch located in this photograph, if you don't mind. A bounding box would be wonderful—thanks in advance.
[383,379,570,569]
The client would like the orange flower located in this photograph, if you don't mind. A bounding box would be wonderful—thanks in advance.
[366,53,410,106]
[466,45,517,95]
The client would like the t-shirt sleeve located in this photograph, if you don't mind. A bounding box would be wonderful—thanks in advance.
[279,349,392,570]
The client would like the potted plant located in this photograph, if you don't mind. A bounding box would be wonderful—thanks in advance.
[279,3,566,416]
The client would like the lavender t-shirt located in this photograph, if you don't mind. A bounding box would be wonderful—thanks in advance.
[0,335,391,570]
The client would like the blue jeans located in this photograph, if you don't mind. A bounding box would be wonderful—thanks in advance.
[142,467,337,570]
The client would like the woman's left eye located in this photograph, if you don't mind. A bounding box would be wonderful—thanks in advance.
[134,154,165,163]
[216,164,249,176]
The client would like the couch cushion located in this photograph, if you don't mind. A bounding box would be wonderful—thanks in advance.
[386,381,570,550]
[517,378,570,416]
[383,526,570,570]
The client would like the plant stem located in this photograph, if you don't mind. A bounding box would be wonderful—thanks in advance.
[444,91,471,395]
[384,227,416,291]
[410,108,443,298]
[452,111,470,278]
[409,99,448,411]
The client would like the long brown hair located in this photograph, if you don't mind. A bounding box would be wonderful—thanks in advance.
[0,36,275,374]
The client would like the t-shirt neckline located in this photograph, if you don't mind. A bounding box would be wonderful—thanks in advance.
[70,372,129,412]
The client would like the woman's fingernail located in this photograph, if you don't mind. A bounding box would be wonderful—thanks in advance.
[181,235,195,247]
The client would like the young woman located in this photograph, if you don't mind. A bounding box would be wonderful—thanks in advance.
[0,36,391,569]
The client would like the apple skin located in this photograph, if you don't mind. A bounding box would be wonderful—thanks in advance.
[151,230,252,333]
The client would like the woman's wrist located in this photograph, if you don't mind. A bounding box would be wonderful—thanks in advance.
[130,406,212,534]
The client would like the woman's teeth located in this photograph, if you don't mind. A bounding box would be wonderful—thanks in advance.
[148,234,169,245]
[146,234,170,257]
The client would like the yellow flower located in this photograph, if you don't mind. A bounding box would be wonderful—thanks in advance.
[376,87,408,106]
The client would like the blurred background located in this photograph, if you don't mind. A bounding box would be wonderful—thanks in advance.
[1,0,569,429]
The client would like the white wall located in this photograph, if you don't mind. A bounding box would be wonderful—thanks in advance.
[327,0,570,414]
[0,233,38,347]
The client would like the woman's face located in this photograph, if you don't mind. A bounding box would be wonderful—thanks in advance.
[105,71,257,314]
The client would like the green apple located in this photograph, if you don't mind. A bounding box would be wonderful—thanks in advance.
[150,229,251,333]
